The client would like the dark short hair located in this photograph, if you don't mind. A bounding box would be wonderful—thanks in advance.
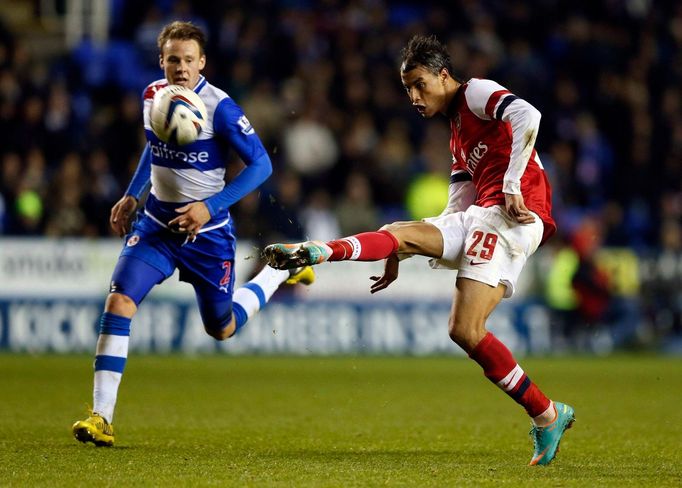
[400,34,456,79]
[157,21,206,55]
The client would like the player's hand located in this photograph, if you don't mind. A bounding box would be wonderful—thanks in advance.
[168,201,211,241]
[370,253,400,294]
[110,195,138,237]
[504,193,535,224]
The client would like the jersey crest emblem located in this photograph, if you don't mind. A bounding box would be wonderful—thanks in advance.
[126,235,140,247]
[453,113,462,131]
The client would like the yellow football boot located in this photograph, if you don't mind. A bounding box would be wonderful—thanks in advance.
[72,411,115,447]
[285,265,316,285]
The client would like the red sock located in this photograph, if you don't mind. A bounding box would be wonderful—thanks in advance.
[327,230,399,261]
[469,332,550,418]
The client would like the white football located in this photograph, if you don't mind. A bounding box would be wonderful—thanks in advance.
[150,85,208,145]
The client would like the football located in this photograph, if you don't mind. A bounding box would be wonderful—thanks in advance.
[150,85,208,145]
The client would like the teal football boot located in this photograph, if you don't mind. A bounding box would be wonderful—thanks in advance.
[263,241,332,270]
[529,401,575,466]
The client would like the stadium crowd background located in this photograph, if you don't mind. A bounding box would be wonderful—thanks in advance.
[0,0,681,351]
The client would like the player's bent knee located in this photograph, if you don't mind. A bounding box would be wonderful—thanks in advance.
[448,318,486,352]
[104,292,137,316]
[204,316,236,341]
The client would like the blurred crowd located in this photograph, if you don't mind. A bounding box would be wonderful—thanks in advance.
[1,1,681,347]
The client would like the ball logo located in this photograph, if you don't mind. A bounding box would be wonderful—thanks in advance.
[126,235,140,247]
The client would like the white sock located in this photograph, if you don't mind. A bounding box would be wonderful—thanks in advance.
[93,333,129,423]
[233,265,289,322]
[532,401,556,427]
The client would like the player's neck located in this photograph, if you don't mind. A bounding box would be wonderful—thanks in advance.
[442,79,461,117]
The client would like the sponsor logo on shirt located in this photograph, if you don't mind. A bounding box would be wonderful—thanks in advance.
[467,141,488,172]
[150,141,209,163]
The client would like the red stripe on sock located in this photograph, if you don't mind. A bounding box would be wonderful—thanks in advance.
[469,332,550,418]
[327,230,399,261]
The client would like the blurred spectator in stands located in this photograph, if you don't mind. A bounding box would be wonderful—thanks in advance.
[570,217,641,352]
[241,80,285,149]
[14,189,43,235]
[82,149,121,236]
[543,236,580,352]
[15,94,45,155]
[282,106,338,182]
[370,118,412,217]
[405,122,451,220]
[103,91,143,183]
[0,152,21,232]
[43,81,79,163]
[44,152,86,236]
[300,188,340,242]
[574,113,613,209]
[261,170,305,243]
[336,171,380,236]
[135,6,169,70]
[643,193,682,353]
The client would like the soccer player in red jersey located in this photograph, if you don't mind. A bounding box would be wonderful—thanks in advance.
[265,35,574,466]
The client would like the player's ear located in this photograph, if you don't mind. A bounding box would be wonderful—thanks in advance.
[440,68,449,85]
[199,54,206,71]
[159,54,164,70]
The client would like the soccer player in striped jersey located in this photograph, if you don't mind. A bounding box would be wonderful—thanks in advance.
[265,34,574,466]
[72,21,314,447]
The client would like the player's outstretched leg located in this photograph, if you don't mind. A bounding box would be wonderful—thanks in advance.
[529,401,575,465]
[263,241,333,269]
[264,231,400,270]
[72,411,115,447]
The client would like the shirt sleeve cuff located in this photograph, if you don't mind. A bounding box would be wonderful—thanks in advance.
[503,179,521,194]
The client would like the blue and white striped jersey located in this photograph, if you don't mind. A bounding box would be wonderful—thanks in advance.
[126,75,272,233]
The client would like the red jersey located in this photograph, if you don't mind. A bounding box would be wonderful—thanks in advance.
[448,78,556,244]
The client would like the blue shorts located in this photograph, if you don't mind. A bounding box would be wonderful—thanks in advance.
[112,213,237,307]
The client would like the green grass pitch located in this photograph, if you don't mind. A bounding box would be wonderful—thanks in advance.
[0,354,680,487]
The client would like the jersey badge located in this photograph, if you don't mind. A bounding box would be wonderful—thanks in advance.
[237,115,255,135]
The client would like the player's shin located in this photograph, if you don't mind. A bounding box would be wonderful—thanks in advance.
[93,312,131,423]
[230,265,291,335]
[468,332,551,420]
[326,230,399,261]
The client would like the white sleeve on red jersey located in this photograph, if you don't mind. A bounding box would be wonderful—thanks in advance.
[464,79,542,195]
[500,97,541,195]
[442,171,476,215]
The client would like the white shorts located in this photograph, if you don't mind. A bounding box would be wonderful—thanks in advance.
[423,205,543,298]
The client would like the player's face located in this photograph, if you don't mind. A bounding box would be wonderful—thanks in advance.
[401,65,449,118]
[159,39,206,89]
